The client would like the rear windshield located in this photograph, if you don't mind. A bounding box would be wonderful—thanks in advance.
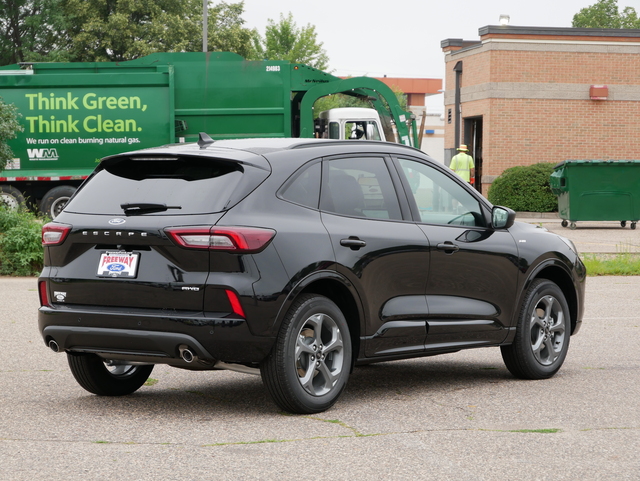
[65,156,245,215]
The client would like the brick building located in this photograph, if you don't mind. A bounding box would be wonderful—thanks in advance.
[441,26,640,194]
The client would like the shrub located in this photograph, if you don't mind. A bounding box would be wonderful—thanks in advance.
[487,162,557,212]
[0,206,45,276]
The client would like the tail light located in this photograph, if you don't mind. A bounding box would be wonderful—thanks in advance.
[42,222,72,246]
[165,226,275,253]
[38,280,50,307]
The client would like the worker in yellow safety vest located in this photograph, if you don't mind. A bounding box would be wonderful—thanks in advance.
[449,144,475,184]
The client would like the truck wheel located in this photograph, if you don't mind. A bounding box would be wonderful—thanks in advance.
[40,185,76,219]
[501,279,570,380]
[67,353,154,396]
[261,294,352,414]
[0,185,26,210]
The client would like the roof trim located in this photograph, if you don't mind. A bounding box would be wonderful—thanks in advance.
[478,25,640,38]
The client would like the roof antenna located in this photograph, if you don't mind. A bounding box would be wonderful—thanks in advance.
[198,132,215,149]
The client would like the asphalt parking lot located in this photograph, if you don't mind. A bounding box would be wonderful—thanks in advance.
[1,222,639,480]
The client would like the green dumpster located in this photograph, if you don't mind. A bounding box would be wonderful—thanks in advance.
[550,160,640,230]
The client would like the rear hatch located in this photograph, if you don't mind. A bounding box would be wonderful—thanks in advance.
[44,148,270,313]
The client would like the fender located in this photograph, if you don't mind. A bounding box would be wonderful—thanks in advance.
[272,269,366,339]
[503,254,581,344]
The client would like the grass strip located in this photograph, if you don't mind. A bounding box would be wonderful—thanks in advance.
[582,253,640,276]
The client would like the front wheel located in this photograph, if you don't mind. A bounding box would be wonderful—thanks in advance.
[261,294,352,414]
[501,279,570,380]
[67,353,153,396]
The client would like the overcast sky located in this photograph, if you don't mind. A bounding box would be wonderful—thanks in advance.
[238,0,640,112]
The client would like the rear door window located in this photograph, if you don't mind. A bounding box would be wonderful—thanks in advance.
[320,157,402,220]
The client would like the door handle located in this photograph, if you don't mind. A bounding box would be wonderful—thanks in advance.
[340,237,367,250]
[436,242,460,254]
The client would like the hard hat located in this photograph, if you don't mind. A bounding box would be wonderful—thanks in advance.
[457,144,469,152]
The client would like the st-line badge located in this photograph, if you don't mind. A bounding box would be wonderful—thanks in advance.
[97,251,140,278]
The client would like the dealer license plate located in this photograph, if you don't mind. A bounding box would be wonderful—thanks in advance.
[97,251,140,278]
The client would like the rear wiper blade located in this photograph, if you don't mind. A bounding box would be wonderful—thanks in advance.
[120,203,182,216]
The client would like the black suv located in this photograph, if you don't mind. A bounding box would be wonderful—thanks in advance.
[38,137,585,414]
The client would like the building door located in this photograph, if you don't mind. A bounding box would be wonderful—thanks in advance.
[464,117,483,193]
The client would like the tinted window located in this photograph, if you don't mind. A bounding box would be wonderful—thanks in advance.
[320,157,402,220]
[280,162,321,208]
[398,158,485,227]
[66,156,244,215]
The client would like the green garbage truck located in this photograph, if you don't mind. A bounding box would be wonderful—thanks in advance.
[0,52,417,217]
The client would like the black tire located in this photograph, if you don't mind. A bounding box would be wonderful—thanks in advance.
[561,220,568,228]
[501,279,570,380]
[0,185,26,210]
[621,221,627,228]
[67,353,154,396]
[40,185,76,219]
[261,294,352,414]
[632,222,637,230]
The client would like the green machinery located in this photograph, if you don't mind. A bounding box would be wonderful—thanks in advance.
[0,52,417,216]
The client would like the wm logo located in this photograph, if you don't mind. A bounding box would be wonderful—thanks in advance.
[27,148,59,161]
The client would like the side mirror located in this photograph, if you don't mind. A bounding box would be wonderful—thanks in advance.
[492,206,516,229]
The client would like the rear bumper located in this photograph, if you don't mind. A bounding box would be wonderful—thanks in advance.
[39,304,275,366]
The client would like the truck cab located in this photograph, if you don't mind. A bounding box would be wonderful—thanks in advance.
[315,108,384,141]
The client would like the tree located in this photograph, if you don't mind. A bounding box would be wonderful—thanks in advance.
[0,0,68,65]
[0,98,23,172]
[252,13,329,71]
[572,0,640,28]
[60,0,204,62]
[58,0,256,62]
[207,2,256,59]
[0,1,258,64]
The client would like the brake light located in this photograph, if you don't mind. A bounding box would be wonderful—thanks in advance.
[166,226,275,253]
[38,280,50,307]
[42,222,72,246]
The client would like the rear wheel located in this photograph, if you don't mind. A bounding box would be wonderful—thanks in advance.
[261,294,352,414]
[67,353,153,396]
[0,185,25,210]
[40,185,76,218]
[501,279,570,380]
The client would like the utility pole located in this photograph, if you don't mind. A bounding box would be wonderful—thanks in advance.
[203,0,208,53]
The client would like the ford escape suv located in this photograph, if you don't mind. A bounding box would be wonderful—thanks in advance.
[38,136,585,414]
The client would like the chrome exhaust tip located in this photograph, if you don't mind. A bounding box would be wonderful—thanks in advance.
[48,339,60,353]
[179,346,196,363]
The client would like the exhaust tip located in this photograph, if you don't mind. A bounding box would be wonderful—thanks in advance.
[180,346,195,363]
[48,339,60,353]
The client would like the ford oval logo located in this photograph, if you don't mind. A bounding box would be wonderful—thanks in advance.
[107,264,126,272]
[109,218,126,225]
